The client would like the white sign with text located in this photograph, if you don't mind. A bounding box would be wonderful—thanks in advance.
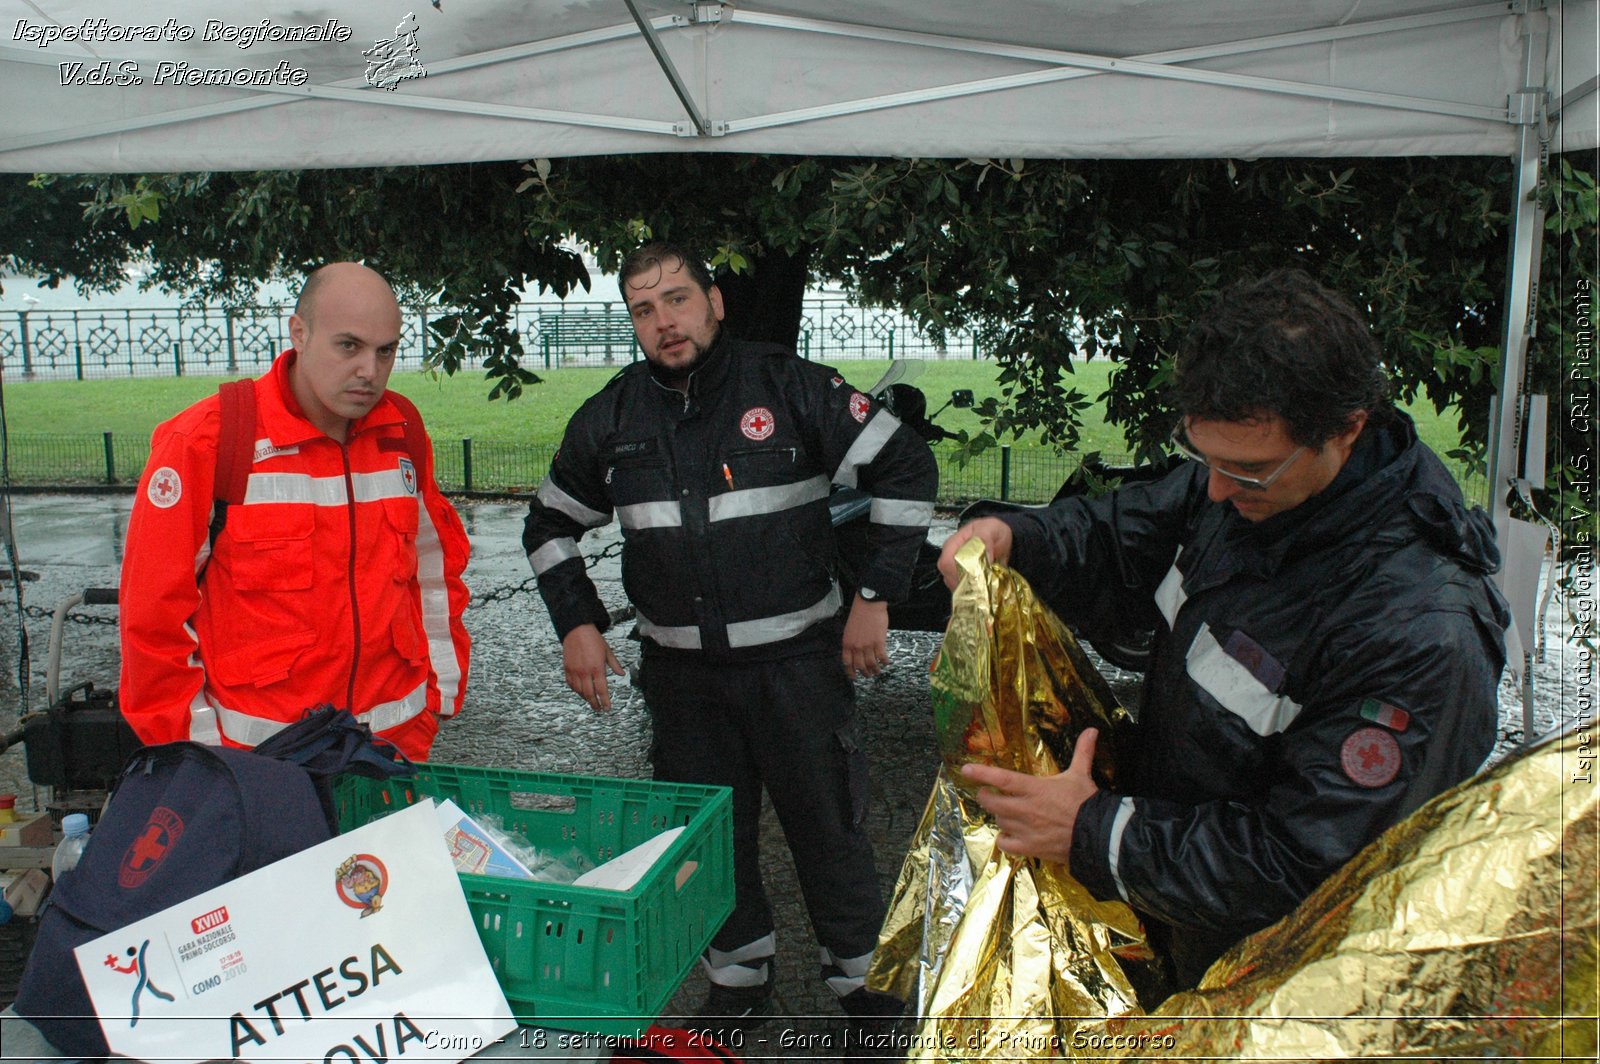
[76,800,515,1064]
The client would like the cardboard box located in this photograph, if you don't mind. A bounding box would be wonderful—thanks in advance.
[0,814,52,848]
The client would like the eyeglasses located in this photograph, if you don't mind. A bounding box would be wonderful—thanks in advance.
[1169,425,1307,492]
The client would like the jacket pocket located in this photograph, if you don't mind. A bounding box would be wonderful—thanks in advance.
[390,611,425,666]
[222,504,315,591]
[210,629,317,688]
[607,453,672,510]
[722,444,801,489]
[834,722,872,829]
[379,496,421,581]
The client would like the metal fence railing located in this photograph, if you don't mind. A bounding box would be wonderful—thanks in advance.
[0,298,984,381]
[1,434,1082,506]
[0,429,1487,509]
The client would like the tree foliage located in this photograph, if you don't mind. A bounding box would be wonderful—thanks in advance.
[2,151,1593,515]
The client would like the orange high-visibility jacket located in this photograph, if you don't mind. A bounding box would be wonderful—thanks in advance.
[119,350,471,760]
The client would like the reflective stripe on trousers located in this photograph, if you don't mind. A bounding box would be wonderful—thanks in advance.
[701,933,776,988]
[820,945,874,998]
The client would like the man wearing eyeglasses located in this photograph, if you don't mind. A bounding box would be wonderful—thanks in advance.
[937,269,1508,988]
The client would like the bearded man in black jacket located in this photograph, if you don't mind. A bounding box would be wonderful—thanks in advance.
[525,243,937,1032]
[940,269,1509,987]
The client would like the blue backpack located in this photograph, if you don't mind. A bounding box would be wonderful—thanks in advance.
[12,709,411,1057]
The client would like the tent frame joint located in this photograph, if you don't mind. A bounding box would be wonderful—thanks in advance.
[689,2,725,25]
[1509,86,1549,126]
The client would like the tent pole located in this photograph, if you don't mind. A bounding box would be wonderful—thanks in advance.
[623,0,712,136]
[1488,11,1549,527]
[1487,6,1550,743]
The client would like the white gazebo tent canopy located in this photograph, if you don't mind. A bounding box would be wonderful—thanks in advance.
[0,1,1593,166]
[2,0,1597,715]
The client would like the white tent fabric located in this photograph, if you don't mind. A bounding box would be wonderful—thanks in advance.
[0,1,1594,171]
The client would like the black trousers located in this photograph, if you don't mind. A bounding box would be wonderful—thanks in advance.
[639,648,885,962]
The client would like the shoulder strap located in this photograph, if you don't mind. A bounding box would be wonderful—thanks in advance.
[214,378,257,505]
[383,389,430,470]
[208,378,257,548]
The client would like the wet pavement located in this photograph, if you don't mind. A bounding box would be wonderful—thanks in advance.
[0,492,1583,1061]
[0,493,958,1059]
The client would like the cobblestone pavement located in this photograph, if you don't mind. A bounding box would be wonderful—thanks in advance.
[0,494,1583,1063]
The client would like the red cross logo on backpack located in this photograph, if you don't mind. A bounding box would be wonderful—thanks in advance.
[118,807,185,889]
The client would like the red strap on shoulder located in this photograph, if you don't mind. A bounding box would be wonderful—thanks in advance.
[214,379,257,506]
[383,390,431,471]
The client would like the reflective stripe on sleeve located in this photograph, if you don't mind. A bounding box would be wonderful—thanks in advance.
[536,475,611,528]
[1107,797,1135,904]
[708,475,829,522]
[528,537,581,575]
[616,500,683,529]
[831,410,900,489]
[868,497,933,527]
[1154,558,1186,628]
[414,494,462,711]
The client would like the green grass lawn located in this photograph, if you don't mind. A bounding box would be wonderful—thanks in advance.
[0,359,1481,502]
[0,360,1085,449]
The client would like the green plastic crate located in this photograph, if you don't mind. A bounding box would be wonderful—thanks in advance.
[335,764,733,1036]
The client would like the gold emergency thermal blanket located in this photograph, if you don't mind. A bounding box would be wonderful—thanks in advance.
[866,538,1596,1061]
[1077,726,1598,1061]
[865,538,1154,1060]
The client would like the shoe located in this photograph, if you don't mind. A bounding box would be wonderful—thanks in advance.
[840,988,906,1059]
[695,958,776,1030]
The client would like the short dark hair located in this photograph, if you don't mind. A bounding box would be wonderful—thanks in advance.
[1174,269,1392,446]
[618,242,715,298]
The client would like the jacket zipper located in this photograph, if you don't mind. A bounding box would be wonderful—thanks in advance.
[342,442,360,711]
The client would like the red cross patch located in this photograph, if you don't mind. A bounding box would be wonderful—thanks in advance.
[147,466,182,509]
[740,407,776,441]
[1340,727,1401,788]
[849,391,871,424]
[119,806,185,888]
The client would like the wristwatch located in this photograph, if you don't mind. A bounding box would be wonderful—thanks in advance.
[859,586,882,601]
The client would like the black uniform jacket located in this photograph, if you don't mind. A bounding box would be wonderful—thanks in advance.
[523,334,938,661]
[1002,412,1509,982]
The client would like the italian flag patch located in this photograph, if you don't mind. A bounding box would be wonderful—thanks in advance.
[1359,698,1410,732]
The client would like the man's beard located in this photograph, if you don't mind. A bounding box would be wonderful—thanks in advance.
[650,339,710,382]
[649,325,720,383]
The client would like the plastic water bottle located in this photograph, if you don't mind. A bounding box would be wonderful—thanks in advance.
[51,813,91,882]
